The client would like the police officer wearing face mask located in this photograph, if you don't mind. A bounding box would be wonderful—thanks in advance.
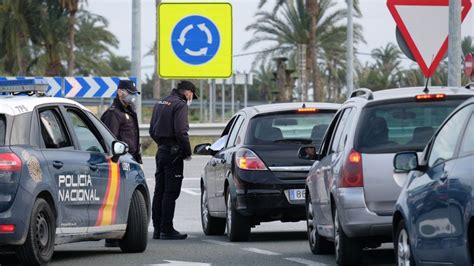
[101,80,142,164]
[149,80,197,240]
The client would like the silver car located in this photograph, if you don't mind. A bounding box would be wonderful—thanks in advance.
[301,87,474,265]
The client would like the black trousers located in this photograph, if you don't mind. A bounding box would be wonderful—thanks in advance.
[152,146,184,233]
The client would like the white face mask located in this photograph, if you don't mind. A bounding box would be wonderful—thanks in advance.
[187,98,193,106]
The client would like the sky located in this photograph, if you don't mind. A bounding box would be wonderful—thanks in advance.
[86,0,474,79]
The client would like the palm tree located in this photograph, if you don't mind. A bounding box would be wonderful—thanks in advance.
[246,0,364,101]
[253,63,275,102]
[59,0,84,76]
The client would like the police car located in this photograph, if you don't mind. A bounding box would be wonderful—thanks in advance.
[0,79,150,265]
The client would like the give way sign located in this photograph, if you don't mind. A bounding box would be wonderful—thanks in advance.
[387,0,472,77]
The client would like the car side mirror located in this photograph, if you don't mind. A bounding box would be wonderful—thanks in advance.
[298,145,320,161]
[394,152,419,172]
[194,143,212,155]
[111,141,129,163]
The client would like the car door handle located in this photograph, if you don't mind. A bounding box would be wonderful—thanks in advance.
[220,159,226,164]
[53,161,63,169]
[89,163,99,172]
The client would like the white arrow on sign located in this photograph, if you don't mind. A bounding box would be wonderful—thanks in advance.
[178,24,194,46]
[185,47,208,56]
[198,23,213,44]
[151,260,211,266]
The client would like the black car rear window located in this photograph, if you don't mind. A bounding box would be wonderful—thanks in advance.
[355,99,464,153]
[245,111,335,146]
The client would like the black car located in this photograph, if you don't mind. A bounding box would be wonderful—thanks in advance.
[194,102,340,241]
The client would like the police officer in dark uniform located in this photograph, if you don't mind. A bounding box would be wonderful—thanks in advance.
[149,81,197,240]
[101,80,142,247]
[101,80,142,164]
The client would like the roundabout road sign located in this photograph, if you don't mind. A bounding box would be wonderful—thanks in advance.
[171,15,220,65]
[159,2,232,79]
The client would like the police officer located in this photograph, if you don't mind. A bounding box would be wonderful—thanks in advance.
[149,80,197,240]
[101,80,142,164]
[101,80,142,247]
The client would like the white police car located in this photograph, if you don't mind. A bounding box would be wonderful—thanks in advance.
[0,79,150,265]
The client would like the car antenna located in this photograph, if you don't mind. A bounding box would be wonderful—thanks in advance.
[423,77,430,94]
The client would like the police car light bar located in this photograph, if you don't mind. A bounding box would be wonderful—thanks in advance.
[0,79,49,95]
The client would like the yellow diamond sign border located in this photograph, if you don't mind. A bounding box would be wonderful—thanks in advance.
[158,2,233,79]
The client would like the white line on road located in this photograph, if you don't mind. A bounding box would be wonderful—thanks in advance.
[202,239,236,246]
[285,257,328,266]
[242,247,281,256]
[181,188,200,196]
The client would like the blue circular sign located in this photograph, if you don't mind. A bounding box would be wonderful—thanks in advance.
[171,15,220,65]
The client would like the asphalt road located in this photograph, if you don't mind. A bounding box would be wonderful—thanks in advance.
[1,156,395,265]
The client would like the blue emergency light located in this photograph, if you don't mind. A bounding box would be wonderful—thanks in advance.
[0,79,49,95]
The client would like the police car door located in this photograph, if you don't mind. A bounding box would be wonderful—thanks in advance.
[38,107,90,234]
[62,107,121,234]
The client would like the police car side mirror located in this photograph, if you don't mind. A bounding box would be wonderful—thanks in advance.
[112,141,129,162]
[194,143,212,156]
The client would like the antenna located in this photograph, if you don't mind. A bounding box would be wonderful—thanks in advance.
[423,77,430,94]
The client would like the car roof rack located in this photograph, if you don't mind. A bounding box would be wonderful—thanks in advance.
[0,79,49,96]
[349,88,374,100]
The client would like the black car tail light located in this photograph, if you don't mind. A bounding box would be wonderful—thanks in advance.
[0,224,15,233]
[235,148,268,171]
[340,149,364,188]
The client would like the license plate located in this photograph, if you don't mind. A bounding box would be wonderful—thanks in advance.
[289,189,305,201]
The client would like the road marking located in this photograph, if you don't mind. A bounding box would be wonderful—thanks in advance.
[150,260,210,265]
[181,188,200,196]
[242,247,280,256]
[202,239,236,246]
[285,258,328,266]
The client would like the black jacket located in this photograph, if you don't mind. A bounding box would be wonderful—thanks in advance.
[101,97,142,164]
[149,89,191,158]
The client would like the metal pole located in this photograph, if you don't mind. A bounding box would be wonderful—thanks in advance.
[221,79,225,122]
[199,80,204,122]
[212,79,217,120]
[448,0,462,87]
[209,81,213,122]
[131,0,142,122]
[346,0,354,96]
[244,73,248,108]
[231,75,235,114]
[171,80,176,89]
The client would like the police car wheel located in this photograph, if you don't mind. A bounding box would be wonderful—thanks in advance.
[201,186,226,235]
[119,190,148,253]
[226,188,250,242]
[16,198,55,265]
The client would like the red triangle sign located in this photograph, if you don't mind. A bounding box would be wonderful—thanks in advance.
[387,0,472,77]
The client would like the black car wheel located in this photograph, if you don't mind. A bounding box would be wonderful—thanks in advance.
[306,193,333,254]
[16,198,55,265]
[119,190,148,253]
[395,220,415,266]
[201,185,226,235]
[226,188,250,242]
[334,209,361,265]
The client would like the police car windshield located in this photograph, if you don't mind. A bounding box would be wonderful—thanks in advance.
[355,99,464,153]
[246,112,334,146]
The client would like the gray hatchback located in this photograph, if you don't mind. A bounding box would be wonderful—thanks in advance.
[301,87,474,265]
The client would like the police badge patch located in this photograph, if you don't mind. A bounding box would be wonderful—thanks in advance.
[21,150,42,183]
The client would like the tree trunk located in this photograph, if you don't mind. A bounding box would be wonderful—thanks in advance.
[46,45,62,76]
[67,11,76,76]
[307,0,321,102]
[153,0,161,99]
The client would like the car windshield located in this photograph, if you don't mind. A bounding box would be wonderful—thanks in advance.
[355,99,465,153]
[245,111,335,146]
